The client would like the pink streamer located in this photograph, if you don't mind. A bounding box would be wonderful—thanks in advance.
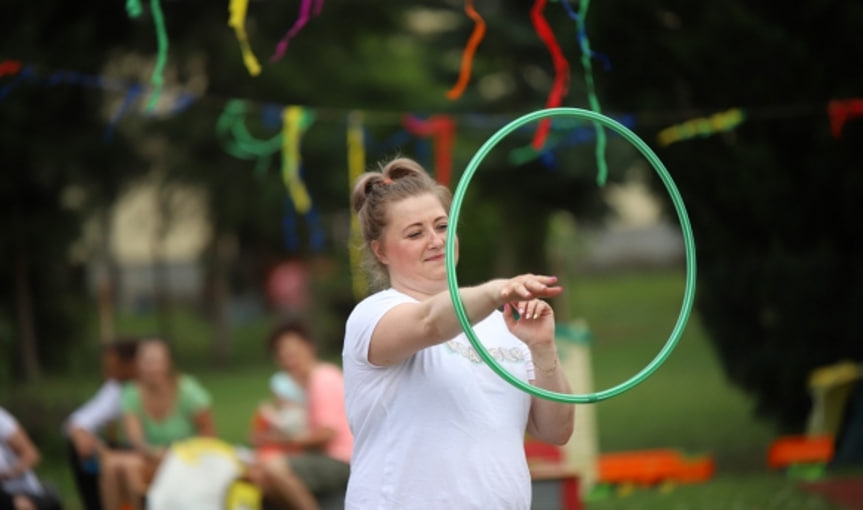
[271,0,322,62]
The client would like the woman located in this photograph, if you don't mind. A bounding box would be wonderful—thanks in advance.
[99,339,215,510]
[343,157,574,509]
[251,320,352,510]
[0,407,62,510]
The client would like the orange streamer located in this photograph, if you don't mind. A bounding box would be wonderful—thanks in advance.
[446,0,486,100]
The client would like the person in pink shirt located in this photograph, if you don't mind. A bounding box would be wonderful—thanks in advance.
[250,319,353,510]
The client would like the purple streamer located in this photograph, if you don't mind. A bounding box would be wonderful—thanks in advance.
[271,0,313,62]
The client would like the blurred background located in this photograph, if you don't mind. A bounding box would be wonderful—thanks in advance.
[1,1,862,508]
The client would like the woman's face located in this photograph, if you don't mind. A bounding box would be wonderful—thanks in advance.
[137,341,172,384]
[275,333,315,377]
[372,193,456,295]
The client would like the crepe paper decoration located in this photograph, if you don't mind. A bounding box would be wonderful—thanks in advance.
[0,65,34,100]
[271,0,325,62]
[446,0,486,100]
[281,106,316,214]
[530,0,570,151]
[657,109,746,147]
[169,92,197,115]
[0,60,22,77]
[828,99,863,138]
[281,195,326,252]
[403,114,456,187]
[346,111,369,298]
[228,0,262,76]
[509,113,636,166]
[104,84,143,142]
[561,0,609,186]
[126,0,143,17]
[216,99,282,160]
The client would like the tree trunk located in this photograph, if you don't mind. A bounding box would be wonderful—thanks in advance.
[14,250,40,381]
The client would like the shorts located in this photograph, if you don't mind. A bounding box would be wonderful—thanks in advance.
[287,453,350,495]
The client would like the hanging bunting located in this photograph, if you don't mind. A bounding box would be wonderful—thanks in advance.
[124,0,170,111]
[228,0,262,76]
[561,0,609,186]
[403,114,456,187]
[530,0,570,151]
[828,99,863,138]
[281,106,315,214]
[347,111,368,299]
[271,0,325,62]
[446,0,486,100]
[656,109,746,147]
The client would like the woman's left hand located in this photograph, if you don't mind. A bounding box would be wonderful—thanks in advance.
[503,299,555,349]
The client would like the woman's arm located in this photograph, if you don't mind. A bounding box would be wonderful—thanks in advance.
[369,275,561,366]
[503,300,575,445]
[0,428,41,479]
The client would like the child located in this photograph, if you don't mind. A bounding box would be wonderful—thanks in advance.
[250,372,307,460]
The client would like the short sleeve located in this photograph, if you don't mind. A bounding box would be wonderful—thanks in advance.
[307,365,347,431]
[120,383,142,414]
[343,289,416,367]
[0,407,18,441]
[179,375,212,415]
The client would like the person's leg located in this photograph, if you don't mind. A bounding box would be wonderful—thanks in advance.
[66,438,103,510]
[115,455,147,510]
[100,450,143,510]
[11,495,36,510]
[257,456,319,510]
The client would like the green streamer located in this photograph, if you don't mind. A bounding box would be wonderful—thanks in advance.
[446,108,696,404]
[575,0,608,187]
[145,0,169,111]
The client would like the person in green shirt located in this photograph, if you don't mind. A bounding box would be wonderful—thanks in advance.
[99,339,216,510]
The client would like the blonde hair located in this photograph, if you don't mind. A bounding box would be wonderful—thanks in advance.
[350,157,452,290]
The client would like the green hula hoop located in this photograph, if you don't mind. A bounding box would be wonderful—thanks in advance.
[445,107,697,404]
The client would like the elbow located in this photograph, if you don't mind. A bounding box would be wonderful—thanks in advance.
[552,421,575,446]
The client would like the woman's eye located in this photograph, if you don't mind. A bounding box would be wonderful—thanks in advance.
[436,223,448,231]
[408,231,421,239]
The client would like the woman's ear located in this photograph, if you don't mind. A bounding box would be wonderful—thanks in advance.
[370,239,388,265]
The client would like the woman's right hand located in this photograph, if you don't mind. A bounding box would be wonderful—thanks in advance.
[495,274,563,305]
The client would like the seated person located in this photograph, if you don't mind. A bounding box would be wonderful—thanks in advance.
[249,320,352,510]
[64,337,139,510]
[0,407,62,510]
[99,338,215,510]
[252,371,307,462]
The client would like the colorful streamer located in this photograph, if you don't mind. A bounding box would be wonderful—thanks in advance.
[271,0,325,62]
[403,115,456,187]
[656,109,746,147]
[281,106,315,214]
[530,0,570,151]
[446,0,486,100]
[828,99,863,138]
[561,0,609,186]
[347,111,368,299]
[123,0,170,111]
[228,0,262,76]
[104,84,143,141]
[0,60,22,77]
[509,114,636,166]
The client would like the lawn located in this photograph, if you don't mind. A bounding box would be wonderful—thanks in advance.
[10,269,847,509]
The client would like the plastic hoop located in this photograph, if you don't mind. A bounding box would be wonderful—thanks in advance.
[445,107,697,403]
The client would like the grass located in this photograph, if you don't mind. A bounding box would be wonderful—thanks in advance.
[9,269,848,509]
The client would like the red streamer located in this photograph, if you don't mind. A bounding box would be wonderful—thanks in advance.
[446,0,486,100]
[828,99,863,138]
[530,0,570,151]
[0,60,22,77]
[403,115,456,187]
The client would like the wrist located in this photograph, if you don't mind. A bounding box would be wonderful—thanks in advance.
[530,346,560,376]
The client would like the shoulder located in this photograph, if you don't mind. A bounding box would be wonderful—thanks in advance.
[121,381,141,402]
[312,363,344,384]
[346,289,415,329]
[179,374,208,395]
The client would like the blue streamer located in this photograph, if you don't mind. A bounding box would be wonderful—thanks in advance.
[104,84,143,142]
[560,0,612,71]
[0,66,35,100]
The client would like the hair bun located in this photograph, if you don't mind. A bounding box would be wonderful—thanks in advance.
[350,173,385,213]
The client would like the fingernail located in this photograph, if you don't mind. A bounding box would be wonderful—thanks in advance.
[533,313,539,320]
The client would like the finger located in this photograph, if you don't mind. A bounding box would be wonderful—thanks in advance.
[503,303,517,328]
[524,300,538,320]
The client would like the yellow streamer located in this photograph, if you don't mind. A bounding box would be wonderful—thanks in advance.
[228,0,262,76]
[282,106,312,214]
[347,111,368,299]
[657,108,745,147]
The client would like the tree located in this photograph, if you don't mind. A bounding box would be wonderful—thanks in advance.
[589,0,863,429]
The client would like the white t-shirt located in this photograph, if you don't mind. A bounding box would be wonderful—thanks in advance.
[66,380,122,434]
[0,407,44,495]
[343,289,536,510]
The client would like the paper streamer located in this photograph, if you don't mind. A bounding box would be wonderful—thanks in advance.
[228,0,262,76]
[123,0,170,111]
[104,84,143,141]
[281,106,315,214]
[561,0,609,186]
[509,113,636,166]
[0,60,22,77]
[347,111,369,299]
[271,0,325,62]
[828,99,863,138]
[403,115,456,187]
[530,0,570,151]
[657,109,746,147]
[446,0,486,100]
[0,65,34,100]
